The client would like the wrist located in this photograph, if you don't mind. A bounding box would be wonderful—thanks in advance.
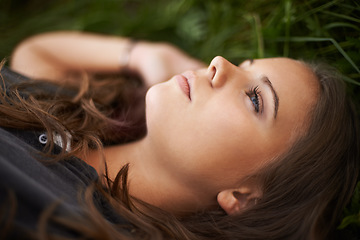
[119,39,137,70]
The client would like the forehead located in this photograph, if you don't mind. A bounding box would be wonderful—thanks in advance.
[254,58,316,87]
[255,57,319,130]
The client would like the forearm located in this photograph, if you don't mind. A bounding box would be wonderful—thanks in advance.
[10,31,133,81]
[10,31,206,87]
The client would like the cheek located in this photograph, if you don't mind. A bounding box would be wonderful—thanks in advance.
[179,105,262,179]
[203,102,279,177]
[145,90,271,188]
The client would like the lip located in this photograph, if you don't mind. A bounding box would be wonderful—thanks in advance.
[175,74,191,100]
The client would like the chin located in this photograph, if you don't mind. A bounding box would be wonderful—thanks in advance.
[145,84,170,133]
[145,81,170,104]
[145,84,165,114]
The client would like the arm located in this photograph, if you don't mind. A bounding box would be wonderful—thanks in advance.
[10,31,205,86]
[11,31,131,81]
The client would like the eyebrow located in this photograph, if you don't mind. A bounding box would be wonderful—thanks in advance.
[263,77,279,119]
[247,59,279,119]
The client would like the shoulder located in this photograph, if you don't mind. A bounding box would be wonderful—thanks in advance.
[0,127,132,237]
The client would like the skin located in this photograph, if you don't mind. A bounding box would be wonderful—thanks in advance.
[102,56,319,215]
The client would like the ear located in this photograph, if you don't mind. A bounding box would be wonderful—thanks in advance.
[217,187,260,215]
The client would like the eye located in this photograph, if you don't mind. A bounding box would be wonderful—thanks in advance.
[246,86,263,113]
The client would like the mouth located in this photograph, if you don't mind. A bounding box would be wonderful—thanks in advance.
[175,74,191,100]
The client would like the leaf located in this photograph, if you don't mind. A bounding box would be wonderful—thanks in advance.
[338,214,360,229]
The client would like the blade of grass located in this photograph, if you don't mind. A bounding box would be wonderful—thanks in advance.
[253,14,264,58]
[283,0,292,57]
[280,37,360,74]
[323,11,360,24]
[324,22,360,31]
[296,0,340,23]
[342,75,360,87]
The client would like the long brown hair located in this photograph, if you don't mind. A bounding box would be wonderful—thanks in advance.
[0,60,358,240]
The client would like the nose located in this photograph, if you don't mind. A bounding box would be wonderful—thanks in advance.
[208,56,237,88]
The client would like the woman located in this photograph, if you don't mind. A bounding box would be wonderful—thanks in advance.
[1,31,358,239]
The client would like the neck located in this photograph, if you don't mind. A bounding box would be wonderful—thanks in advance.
[86,138,217,215]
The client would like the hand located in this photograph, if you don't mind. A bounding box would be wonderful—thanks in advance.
[128,41,206,87]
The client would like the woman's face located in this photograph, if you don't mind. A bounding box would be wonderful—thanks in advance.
[145,57,318,197]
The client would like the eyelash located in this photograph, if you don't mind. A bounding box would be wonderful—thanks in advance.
[246,86,263,113]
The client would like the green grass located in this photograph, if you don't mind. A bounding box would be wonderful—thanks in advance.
[1,0,360,237]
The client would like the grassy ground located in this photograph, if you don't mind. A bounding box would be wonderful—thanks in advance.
[1,0,360,237]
